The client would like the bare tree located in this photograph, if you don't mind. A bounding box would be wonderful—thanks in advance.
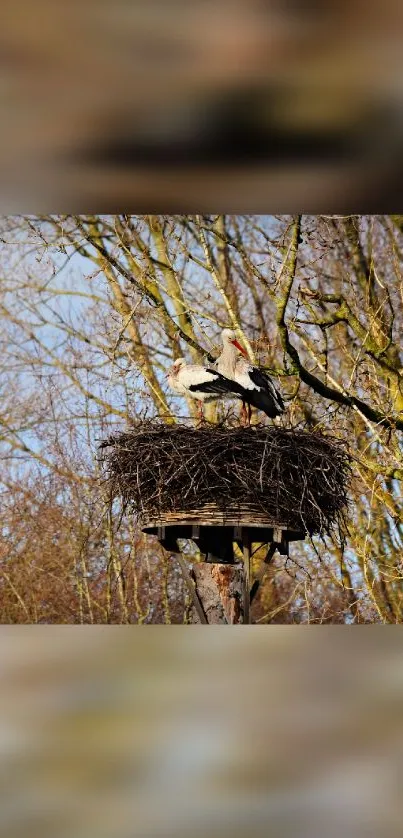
[0,215,402,622]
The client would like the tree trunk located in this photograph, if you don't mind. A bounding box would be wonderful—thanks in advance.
[191,563,244,624]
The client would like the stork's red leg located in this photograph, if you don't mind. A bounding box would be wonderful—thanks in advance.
[247,403,252,426]
[240,401,246,426]
[197,401,204,424]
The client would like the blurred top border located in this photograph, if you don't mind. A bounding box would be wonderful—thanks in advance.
[1,0,403,212]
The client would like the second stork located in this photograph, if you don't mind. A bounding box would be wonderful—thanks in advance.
[215,329,284,423]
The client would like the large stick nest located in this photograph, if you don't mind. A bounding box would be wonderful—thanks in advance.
[100,422,351,535]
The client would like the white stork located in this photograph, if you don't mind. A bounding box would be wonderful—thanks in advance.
[215,328,285,423]
[167,357,247,420]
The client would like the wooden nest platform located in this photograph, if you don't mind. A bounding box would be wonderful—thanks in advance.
[100,422,351,538]
[101,422,351,622]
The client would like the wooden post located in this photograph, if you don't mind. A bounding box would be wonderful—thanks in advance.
[176,555,208,625]
[144,516,303,625]
[249,542,277,605]
[243,528,251,625]
[191,563,244,624]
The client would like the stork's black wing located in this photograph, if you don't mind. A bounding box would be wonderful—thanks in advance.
[247,368,284,417]
[188,369,246,399]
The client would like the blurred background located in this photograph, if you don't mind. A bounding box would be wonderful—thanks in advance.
[1,1,403,210]
[0,628,403,838]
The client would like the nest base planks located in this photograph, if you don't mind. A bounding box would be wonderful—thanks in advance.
[141,505,310,563]
[141,503,308,541]
[141,503,301,528]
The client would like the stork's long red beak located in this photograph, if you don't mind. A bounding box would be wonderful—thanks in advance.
[231,339,248,358]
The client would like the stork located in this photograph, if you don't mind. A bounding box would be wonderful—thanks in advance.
[167,357,247,421]
[215,329,285,424]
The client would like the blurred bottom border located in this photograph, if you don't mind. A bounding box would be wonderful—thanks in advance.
[0,626,402,838]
